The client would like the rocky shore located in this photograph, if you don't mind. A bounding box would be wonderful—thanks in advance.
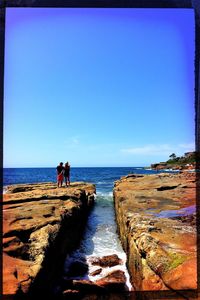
[60,254,129,298]
[113,172,197,292]
[3,182,95,297]
[3,182,132,299]
[3,173,198,298]
[150,163,195,171]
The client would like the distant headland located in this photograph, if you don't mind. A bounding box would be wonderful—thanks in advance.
[150,151,196,171]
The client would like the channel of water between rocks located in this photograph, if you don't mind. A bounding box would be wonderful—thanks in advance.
[58,189,133,292]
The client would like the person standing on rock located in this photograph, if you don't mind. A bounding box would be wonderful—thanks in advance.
[56,162,64,187]
[64,162,70,187]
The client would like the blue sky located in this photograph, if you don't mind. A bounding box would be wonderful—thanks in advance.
[4,8,195,167]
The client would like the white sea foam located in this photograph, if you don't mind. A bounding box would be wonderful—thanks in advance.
[86,251,133,290]
[63,184,133,290]
[97,191,113,198]
[163,169,180,172]
[3,186,8,194]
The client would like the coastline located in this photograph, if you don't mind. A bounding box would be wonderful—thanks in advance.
[3,169,197,297]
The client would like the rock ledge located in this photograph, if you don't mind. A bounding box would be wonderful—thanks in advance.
[113,172,197,291]
[3,182,95,297]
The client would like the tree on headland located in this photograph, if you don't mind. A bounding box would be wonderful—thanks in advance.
[167,151,196,165]
[151,151,196,169]
[169,153,176,160]
[167,153,180,164]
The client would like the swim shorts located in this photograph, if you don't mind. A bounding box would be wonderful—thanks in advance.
[57,174,64,181]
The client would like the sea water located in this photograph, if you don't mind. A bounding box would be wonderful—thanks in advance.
[3,167,170,290]
[62,188,135,290]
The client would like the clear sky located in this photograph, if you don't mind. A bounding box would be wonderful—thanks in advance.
[4,8,195,167]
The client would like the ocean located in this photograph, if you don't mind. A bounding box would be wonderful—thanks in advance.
[3,167,163,291]
[3,167,159,187]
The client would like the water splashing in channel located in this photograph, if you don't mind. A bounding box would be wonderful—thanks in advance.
[63,190,133,291]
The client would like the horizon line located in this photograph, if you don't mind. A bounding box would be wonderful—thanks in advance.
[3,165,148,169]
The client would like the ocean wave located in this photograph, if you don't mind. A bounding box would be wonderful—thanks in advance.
[96,191,113,198]
[163,169,180,172]
[3,186,8,194]
[135,167,144,170]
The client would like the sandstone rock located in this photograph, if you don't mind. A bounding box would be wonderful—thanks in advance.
[89,268,102,276]
[90,254,122,268]
[95,270,126,291]
[62,288,80,300]
[162,258,197,290]
[3,182,96,296]
[140,258,168,291]
[3,253,34,295]
[72,279,105,293]
[113,173,197,291]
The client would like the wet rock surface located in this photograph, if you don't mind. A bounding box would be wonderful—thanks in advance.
[95,270,126,291]
[90,254,123,268]
[3,182,95,296]
[113,172,197,292]
[61,253,128,297]
[61,270,127,297]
